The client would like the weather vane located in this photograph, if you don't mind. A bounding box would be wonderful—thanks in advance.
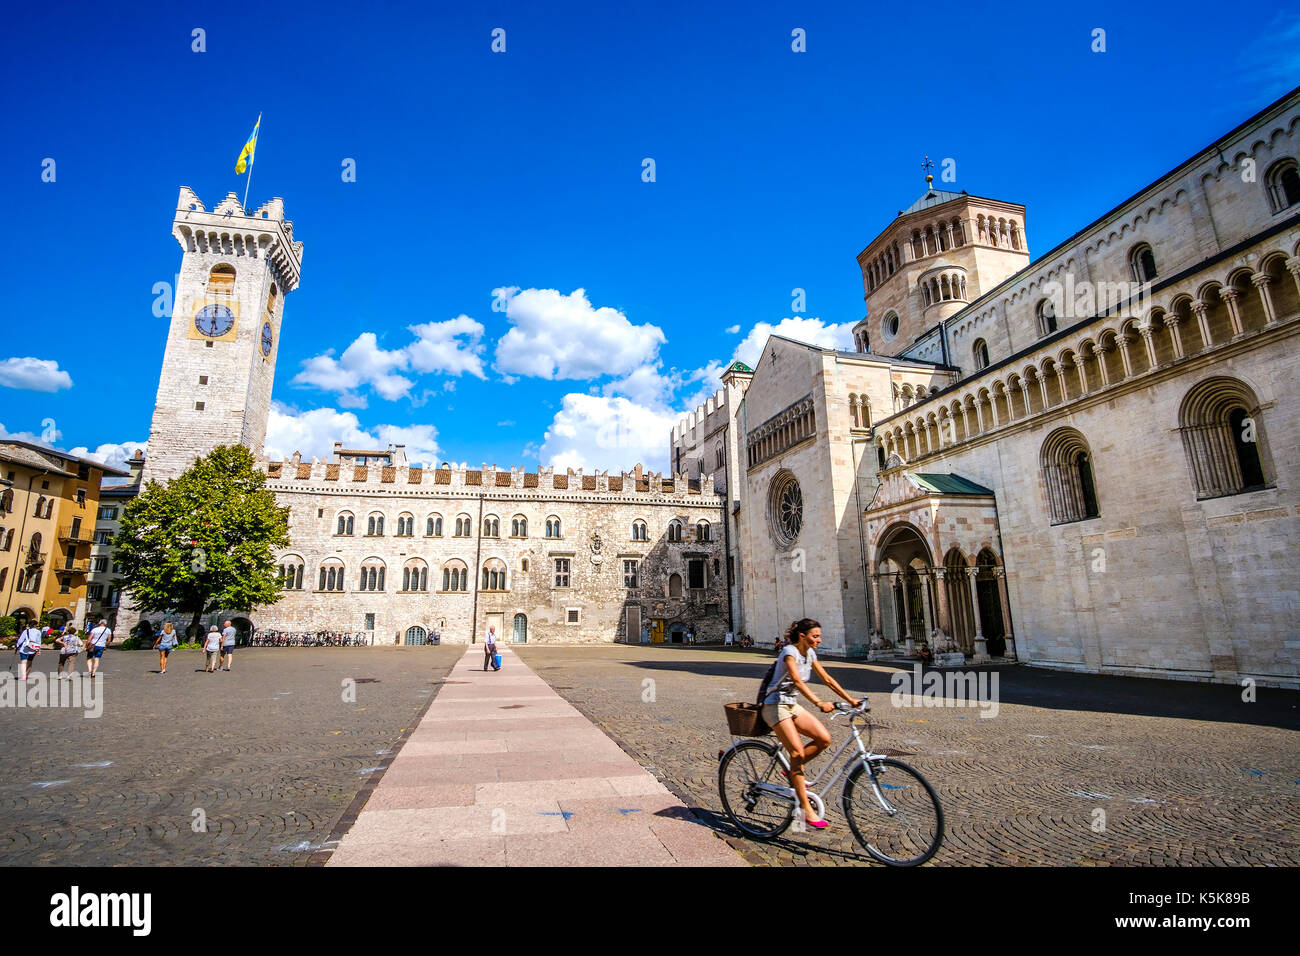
[921,155,934,188]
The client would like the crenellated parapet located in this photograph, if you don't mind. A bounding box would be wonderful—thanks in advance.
[671,387,733,444]
[173,187,303,292]
[258,455,725,504]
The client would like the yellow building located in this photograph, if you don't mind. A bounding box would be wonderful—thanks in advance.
[0,441,127,630]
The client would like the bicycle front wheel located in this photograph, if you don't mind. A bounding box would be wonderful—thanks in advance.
[841,758,944,866]
[718,740,794,840]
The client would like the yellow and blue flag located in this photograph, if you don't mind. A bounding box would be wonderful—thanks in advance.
[235,115,260,174]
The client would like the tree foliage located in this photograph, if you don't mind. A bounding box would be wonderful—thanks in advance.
[114,445,290,633]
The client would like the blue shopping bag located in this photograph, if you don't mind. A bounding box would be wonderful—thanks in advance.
[493,653,502,669]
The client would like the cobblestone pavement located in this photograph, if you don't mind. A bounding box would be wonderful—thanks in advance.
[0,646,460,865]
[516,645,1300,866]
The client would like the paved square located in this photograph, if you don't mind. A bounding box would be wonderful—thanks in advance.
[0,645,460,865]
[4,642,1296,867]
[516,645,1300,866]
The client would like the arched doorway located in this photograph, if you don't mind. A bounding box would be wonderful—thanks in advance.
[133,620,154,640]
[669,623,686,644]
[48,609,71,629]
[405,626,428,646]
[511,613,527,644]
[976,550,1006,656]
[902,567,925,640]
[875,523,935,648]
[231,616,253,645]
[944,548,975,654]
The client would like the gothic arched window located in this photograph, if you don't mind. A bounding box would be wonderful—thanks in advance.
[1130,243,1158,284]
[1266,158,1300,212]
[1040,428,1100,523]
[1037,299,1058,337]
[1178,377,1272,499]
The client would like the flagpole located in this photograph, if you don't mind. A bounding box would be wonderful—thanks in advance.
[242,111,262,211]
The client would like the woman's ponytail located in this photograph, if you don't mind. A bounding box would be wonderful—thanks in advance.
[783,618,821,645]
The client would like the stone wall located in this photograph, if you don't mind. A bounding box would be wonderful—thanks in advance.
[258,463,728,646]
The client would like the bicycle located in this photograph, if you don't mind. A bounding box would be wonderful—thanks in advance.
[717,700,944,866]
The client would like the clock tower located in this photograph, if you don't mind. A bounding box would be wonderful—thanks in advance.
[142,187,304,484]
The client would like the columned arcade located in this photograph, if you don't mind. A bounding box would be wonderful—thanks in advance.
[865,472,1016,663]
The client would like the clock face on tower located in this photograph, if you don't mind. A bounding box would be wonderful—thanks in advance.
[261,321,273,356]
[194,304,235,337]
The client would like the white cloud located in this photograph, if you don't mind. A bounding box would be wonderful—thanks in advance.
[732,316,857,369]
[291,333,413,407]
[725,324,740,334]
[0,357,73,392]
[266,403,440,468]
[601,364,676,409]
[493,287,666,381]
[537,394,675,473]
[293,317,488,405]
[69,439,147,473]
[406,315,487,378]
[601,360,726,414]
[0,423,144,474]
[0,422,56,446]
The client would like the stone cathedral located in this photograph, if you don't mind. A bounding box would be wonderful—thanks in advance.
[674,86,1300,689]
[118,87,1298,686]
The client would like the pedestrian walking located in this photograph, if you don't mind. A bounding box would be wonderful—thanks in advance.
[202,625,221,673]
[56,625,82,678]
[220,620,236,671]
[15,622,42,680]
[85,619,113,678]
[482,625,499,671]
[153,621,178,674]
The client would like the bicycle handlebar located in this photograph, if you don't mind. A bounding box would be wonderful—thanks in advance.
[832,700,870,715]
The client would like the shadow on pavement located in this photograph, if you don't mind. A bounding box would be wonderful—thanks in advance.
[569,653,1300,732]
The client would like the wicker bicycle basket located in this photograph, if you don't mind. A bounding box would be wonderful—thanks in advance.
[724,702,770,736]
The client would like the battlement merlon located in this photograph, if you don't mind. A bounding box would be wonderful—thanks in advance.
[257,457,725,501]
[672,387,732,442]
[172,187,304,292]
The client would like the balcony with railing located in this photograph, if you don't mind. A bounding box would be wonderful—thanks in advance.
[58,524,93,544]
[24,549,46,566]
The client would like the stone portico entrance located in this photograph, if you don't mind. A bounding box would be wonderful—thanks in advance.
[866,471,1016,662]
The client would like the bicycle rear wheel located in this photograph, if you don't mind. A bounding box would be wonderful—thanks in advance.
[718,740,794,840]
[841,758,944,866]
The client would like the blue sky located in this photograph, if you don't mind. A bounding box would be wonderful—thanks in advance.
[1,0,1296,474]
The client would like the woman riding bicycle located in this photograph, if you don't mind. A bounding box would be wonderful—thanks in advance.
[762,618,861,829]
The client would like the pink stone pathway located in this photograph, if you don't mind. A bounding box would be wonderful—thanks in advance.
[327,645,745,866]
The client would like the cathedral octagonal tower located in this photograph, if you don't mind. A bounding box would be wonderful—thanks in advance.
[856,184,1028,357]
[142,187,304,484]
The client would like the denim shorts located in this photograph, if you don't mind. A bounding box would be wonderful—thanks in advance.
[88,647,105,659]
[19,651,38,662]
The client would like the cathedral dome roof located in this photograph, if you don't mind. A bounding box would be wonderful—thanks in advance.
[899,189,967,217]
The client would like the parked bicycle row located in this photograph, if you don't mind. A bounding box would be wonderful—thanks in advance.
[248,630,372,647]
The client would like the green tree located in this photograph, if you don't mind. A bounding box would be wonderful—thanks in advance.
[114,445,291,638]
